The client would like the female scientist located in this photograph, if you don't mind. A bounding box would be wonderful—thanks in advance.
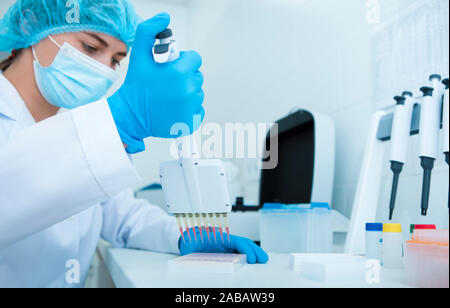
[0,0,267,288]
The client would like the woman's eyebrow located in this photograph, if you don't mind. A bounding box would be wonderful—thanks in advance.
[84,32,127,57]
[85,33,108,47]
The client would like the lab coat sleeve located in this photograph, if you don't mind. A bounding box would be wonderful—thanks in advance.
[101,189,181,255]
[0,100,140,249]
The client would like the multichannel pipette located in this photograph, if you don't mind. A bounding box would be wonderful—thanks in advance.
[155,29,232,245]
[388,92,414,220]
[442,78,449,209]
[418,74,444,216]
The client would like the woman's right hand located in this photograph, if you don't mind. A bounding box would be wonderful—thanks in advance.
[108,12,205,154]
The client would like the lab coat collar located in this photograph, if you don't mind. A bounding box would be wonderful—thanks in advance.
[0,72,27,121]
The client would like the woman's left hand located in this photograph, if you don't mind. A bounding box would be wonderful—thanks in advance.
[179,228,269,264]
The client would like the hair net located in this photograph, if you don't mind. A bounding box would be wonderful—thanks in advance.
[0,0,141,53]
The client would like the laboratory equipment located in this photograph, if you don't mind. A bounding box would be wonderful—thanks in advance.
[382,224,404,269]
[388,92,414,220]
[405,229,449,288]
[230,109,341,243]
[153,29,180,63]
[290,254,368,283]
[418,75,443,216]
[347,75,447,254]
[442,78,449,209]
[168,253,247,274]
[412,229,449,242]
[365,223,383,261]
[157,29,232,245]
[410,224,436,238]
[259,203,333,253]
[259,110,335,207]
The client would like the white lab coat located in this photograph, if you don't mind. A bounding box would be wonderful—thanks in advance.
[0,73,181,288]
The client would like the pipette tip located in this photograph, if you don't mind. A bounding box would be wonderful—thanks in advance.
[210,226,217,244]
[185,227,192,243]
[219,227,224,244]
[192,228,198,243]
[179,228,185,243]
[225,227,231,243]
[205,226,211,244]
[198,226,204,244]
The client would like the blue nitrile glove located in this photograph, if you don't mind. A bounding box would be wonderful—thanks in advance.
[108,12,205,154]
[179,228,269,264]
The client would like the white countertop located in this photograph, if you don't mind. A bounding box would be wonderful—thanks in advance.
[99,247,411,288]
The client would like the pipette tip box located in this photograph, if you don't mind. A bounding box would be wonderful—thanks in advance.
[290,253,368,283]
[168,253,247,274]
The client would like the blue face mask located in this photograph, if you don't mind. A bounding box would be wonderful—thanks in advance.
[32,36,119,109]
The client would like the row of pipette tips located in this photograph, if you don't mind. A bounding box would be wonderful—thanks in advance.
[175,213,231,245]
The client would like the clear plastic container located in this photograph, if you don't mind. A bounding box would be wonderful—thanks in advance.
[259,203,333,253]
[365,223,383,261]
[382,224,404,269]
[405,230,449,288]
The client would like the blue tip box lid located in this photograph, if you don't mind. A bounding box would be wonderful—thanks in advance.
[366,223,383,232]
[262,203,330,210]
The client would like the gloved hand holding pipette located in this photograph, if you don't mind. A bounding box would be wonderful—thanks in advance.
[108,13,205,154]
[179,228,269,264]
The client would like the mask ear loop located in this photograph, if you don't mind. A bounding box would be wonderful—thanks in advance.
[48,35,62,49]
[32,36,62,64]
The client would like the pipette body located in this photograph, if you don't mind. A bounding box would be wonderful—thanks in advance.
[418,75,443,216]
[442,79,449,209]
[388,93,414,220]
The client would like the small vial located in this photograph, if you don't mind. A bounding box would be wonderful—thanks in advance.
[382,224,404,269]
[365,223,383,261]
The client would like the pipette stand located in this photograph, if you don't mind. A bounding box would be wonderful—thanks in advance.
[346,95,445,254]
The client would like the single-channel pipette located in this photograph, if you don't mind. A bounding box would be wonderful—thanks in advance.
[418,75,444,216]
[388,92,414,220]
[442,78,449,209]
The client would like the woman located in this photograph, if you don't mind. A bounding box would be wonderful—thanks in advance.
[0,0,267,288]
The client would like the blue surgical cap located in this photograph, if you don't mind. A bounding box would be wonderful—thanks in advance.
[0,0,142,53]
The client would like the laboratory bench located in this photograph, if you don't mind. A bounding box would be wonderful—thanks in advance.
[98,246,411,288]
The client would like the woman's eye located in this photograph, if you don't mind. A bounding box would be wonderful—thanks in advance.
[112,58,120,67]
[82,43,97,53]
